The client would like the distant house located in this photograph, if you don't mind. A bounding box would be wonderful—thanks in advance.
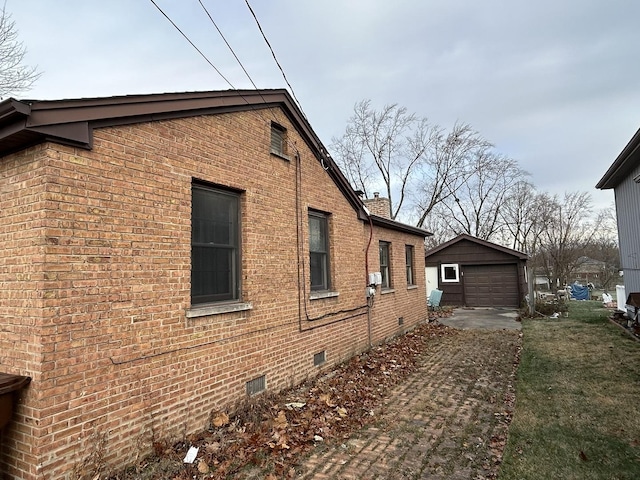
[424,234,528,308]
[0,89,430,479]
[596,127,640,314]
[572,256,606,287]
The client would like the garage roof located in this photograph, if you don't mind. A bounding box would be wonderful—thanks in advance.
[425,234,528,260]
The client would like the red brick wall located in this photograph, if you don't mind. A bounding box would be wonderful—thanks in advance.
[0,107,427,479]
[0,146,48,477]
[369,226,426,342]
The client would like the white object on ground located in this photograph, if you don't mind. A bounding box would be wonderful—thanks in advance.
[183,446,199,463]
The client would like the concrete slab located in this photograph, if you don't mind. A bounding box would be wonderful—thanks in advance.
[438,307,522,330]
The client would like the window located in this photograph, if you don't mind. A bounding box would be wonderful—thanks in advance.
[441,263,459,283]
[270,122,286,157]
[191,183,240,305]
[405,245,415,285]
[379,241,391,289]
[309,211,330,291]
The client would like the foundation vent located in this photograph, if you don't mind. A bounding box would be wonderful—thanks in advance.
[246,375,266,396]
[313,351,326,366]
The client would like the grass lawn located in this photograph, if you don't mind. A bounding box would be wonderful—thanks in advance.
[500,301,640,480]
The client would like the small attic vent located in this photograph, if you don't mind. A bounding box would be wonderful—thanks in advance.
[246,375,266,396]
[313,351,326,366]
[270,122,286,157]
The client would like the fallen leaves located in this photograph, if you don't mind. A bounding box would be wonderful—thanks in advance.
[211,412,229,428]
[108,321,457,480]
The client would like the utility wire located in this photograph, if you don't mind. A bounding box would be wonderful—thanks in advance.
[149,0,235,89]
[243,0,307,119]
[197,0,259,90]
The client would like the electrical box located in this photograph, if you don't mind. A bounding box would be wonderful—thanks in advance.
[365,286,376,298]
[368,272,382,286]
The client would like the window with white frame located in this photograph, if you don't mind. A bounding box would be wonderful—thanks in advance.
[441,263,459,283]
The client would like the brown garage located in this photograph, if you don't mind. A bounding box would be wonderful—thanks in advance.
[425,234,528,308]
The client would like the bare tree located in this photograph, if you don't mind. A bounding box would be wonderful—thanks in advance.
[414,123,491,228]
[331,100,437,220]
[498,181,555,254]
[432,151,528,241]
[0,4,40,96]
[581,207,620,290]
[535,191,596,290]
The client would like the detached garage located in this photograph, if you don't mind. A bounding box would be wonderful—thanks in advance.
[425,234,528,308]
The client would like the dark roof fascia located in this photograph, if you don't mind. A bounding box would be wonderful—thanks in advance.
[0,89,368,219]
[596,126,640,189]
[370,214,432,238]
[424,233,528,259]
[0,98,30,121]
[0,90,312,150]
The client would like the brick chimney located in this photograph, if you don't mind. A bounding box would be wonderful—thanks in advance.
[363,192,391,219]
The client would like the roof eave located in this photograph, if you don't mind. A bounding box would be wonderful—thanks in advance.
[425,233,528,259]
[370,214,432,238]
[596,126,640,189]
[0,89,370,219]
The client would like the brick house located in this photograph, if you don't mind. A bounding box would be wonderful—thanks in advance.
[0,89,429,479]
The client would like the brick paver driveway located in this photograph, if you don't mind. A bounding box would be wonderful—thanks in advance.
[298,328,521,479]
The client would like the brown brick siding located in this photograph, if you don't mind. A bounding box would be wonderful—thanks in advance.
[370,226,426,342]
[0,108,427,479]
[363,193,392,219]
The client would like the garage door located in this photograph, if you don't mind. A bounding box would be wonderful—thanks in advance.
[463,264,519,307]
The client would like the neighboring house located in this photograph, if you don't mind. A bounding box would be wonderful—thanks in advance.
[572,256,606,287]
[425,234,528,308]
[596,127,640,315]
[0,89,429,479]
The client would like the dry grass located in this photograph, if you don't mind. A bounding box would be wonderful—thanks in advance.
[500,301,640,480]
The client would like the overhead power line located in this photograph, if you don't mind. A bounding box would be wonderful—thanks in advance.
[148,0,309,158]
[148,0,235,89]
[197,0,259,90]
[243,0,307,119]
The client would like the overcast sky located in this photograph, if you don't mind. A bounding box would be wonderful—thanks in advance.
[8,0,639,212]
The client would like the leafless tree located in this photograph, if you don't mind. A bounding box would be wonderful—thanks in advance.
[498,181,555,254]
[330,100,438,220]
[535,191,596,290]
[431,151,528,241]
[581,207,620,290]
[0,4,40,97]
[414,123,491,228]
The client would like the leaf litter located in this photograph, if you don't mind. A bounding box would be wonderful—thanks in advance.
[108,320,459,480]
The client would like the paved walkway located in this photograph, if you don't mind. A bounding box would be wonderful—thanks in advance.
[439,308,522,331]
[298,327,521,479]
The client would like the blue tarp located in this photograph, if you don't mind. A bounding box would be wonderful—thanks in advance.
[570,282,590,300]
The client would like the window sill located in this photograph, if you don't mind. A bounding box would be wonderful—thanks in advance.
[381,288,396,295]
[186,301,253,318]
[310,291,339,300]
[407,285,418,290]
[270,149,291,162]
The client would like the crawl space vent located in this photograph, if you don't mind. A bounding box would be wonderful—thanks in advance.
[313,351,326,366]
[246,375,266,396]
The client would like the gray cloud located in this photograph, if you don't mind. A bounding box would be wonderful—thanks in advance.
[11,0,636,211]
